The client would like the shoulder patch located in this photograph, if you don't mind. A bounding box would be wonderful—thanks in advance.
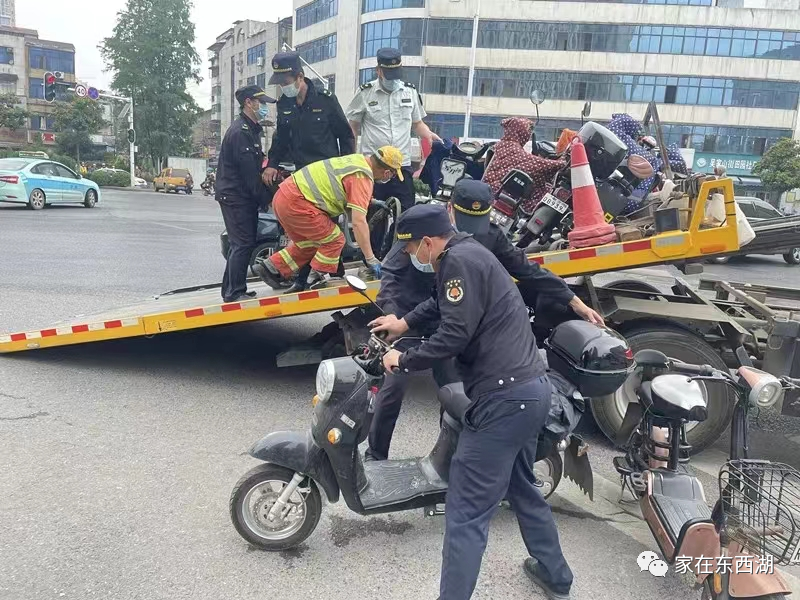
[241,123,249,130]
[445,278,465,304]
[404,81,416,89]
[360,82,373,90]
[320,88,332,97]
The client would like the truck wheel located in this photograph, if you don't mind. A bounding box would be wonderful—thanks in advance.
[230,464,321,551]
[784,248,800,265]
[591,327,735,454]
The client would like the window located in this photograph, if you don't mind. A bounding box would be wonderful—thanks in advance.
[737,201,756,218]
[363,0,424,13]
[28,48,75,73]
[297,34,337,64]
[0,47,13,65]
[28,78,43,99]
[324,74,336,94]
[753,203,780,219]
[424,19,800,61]
[360,66,424,89]
[31,162,58,176]
[247,43,266,65]
[29,116,56,131]
[361,19,425,58]
[247,76,256,86]
[55,164,78,179]
[296,0,338,30]
[256,73,266,89]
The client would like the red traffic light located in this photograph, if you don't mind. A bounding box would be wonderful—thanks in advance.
[46,74,56,85]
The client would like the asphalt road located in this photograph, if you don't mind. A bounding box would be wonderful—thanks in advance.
[1,189,800,600]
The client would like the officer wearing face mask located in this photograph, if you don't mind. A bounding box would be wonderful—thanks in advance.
[346,48,442,255]
[215,85,275,302]
[365,179,603,462]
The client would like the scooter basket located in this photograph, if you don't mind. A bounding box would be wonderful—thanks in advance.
[718,459,800,565]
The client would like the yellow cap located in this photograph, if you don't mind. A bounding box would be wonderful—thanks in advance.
[375,146,404,181]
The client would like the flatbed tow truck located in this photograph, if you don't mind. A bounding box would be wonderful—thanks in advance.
[2,178,799,451]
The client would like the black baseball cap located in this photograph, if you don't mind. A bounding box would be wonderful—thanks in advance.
[396,204,454,242]
[235,85,275,105]
[376,48,403,81]
[269,52,302,85]
[450,180,492,235]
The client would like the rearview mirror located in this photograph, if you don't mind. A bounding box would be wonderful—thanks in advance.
[530,89,545,106]
[345,275,368,293]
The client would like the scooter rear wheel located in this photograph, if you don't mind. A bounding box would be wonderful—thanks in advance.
[534,453,563,500]
[230,464,322,550]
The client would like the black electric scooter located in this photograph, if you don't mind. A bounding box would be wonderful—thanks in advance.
[229,276,621,551]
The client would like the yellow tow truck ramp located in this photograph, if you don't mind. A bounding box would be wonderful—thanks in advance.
[0,179,740,354]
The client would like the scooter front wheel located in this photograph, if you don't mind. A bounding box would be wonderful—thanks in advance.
[230,464,322,550]
[534,453,563,500]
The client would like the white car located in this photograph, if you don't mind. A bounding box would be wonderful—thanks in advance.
[94,167,148,188]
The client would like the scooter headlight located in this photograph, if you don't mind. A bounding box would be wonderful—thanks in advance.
[316,360,336,403]
[740,367,784,409]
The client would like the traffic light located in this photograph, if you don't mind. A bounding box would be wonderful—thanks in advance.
[127,129,136,144]
[44,72,57,103]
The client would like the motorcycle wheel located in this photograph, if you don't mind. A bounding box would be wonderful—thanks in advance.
[230,464,322,551]
[534,453,563,500]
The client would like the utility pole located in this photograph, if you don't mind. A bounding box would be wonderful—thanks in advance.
[99,92,135,187]
[463,0,481,139]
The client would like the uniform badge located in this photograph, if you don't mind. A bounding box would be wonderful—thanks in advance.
[471,201,482,210]
[312,108,323,113]
[445,279,465,304]
[368,101,379,107]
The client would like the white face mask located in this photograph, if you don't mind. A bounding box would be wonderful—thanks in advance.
[410,241,435,273]
[281,81,300,98]
[380,77,401,92]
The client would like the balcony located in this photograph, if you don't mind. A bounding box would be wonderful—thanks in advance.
[209,66,219,79]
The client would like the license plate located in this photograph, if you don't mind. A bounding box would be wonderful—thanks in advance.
[541,193,568,214]
[279,235,289,246]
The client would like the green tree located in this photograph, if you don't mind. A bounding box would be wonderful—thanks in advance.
[0,93,29,130]
[100,0,201,171]
[753,138,800,196]
[52,98,107,164]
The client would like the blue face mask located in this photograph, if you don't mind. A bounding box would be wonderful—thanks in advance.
[410,242,435,273]
[281,81,300,98]
[380,77,401,93]
[257,104,269,120]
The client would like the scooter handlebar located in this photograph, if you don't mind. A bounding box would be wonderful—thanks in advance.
[668,359,717,378]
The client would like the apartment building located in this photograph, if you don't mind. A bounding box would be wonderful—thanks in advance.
[291,0,800,197]
[208,17,293,155]
[0,0,14,27]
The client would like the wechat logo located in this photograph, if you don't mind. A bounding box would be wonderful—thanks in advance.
[638,551,669,577]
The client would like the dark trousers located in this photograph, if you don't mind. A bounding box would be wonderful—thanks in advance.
[440,375,573,600]
[219,199,258,300]
[370,166,415,259]
[367,358,459,461]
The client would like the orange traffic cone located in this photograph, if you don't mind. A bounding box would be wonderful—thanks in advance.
[567,138,617,249]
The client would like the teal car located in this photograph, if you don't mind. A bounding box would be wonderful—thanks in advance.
[0,157,100,210]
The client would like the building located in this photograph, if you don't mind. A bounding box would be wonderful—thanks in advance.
[291,0,800,200]
[208,18,292,156]
[191,108,215,159]
[0,0,14,27]
[0,25,74,148]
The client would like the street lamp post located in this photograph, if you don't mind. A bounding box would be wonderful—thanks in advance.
[99,92,135,187]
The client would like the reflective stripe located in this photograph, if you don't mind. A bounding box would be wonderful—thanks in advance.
[314,251,341,266]
[294,168,328,212]
[295,240,318,249]
[319,226,343,244]
[571,164,595,189]
[277,248,299,271]
[293,155,374,217]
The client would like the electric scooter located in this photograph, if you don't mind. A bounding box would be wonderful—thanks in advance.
[229,276,631,551]
[614,349,800,599]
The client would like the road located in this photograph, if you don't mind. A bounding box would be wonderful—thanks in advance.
[1,189,799,600]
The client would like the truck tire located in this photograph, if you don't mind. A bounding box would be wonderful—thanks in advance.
[591,326,735,455]
[784,248,800,265]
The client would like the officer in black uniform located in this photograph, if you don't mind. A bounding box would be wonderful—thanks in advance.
[365,179,603,461]
[371,203,575,600]
[264,51,356,293]
[215,85,275,302]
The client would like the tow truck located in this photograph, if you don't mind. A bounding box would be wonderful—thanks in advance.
[3,176,799,452]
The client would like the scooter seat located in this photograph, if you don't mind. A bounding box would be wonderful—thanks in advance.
[438,382,471,423]
[650,469,712,543]
[640,375,708,423]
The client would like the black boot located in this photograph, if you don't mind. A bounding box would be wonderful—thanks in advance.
[252,259,285,289]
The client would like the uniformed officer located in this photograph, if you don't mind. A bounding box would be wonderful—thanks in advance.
[346,48,442,252]
[264,52,356,294]
[263,52,355,183]
[215,85,275,302]
[370,204,574,600]
[366,179,603,462]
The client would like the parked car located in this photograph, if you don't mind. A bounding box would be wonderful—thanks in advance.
[153,168,193,194]
[94,167,148,188]
[709,196,799,265]
[0,157,100,210]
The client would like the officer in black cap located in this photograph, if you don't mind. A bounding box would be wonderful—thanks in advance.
[365,179,602,462]
[264,51,356,294]
[370,203,575,600]
[346,47,442,255]
[215,84,275,302]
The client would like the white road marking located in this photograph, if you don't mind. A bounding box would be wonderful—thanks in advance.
[148,222,198,233]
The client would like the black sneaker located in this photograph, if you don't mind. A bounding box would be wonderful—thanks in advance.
[252,259,285,289]
[222,290,257,303]
[307,270,332,290]
[524,559,571,600]
[283,280,308,295]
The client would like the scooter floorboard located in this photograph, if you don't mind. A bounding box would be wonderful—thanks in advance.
[361,458,447,511]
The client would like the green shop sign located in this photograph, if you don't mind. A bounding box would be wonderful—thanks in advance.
[693,153,759,176]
